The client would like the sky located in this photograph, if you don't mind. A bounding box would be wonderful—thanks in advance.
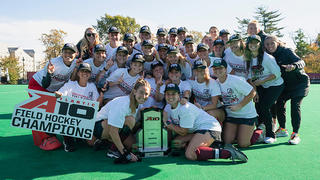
[0,0,319,63]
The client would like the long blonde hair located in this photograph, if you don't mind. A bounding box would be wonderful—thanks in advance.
[78,27,100,58]
[129,78,151,114]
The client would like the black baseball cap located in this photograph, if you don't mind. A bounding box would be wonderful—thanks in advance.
[219,29,230,36]
[183,37,194,46]
[140,25,151,34]
[157,43,169,51]
[165,83,180,94]
[227,34,242,44]
[193,60,207,70]
[108,26,120,33]
[168,27,178,35]
[212,58,227,68]
[132,53,145,63]
[78,63,92,72]
[197,43,209,51]
[157,28,167,36]
[62,43,77,53]
[116,46,129,55]
[213,39,225,46]
[167,46,179,54]
[151,61,164,69]
[123,33,135,41]
[177,27,188,34]
[246,35,261,44]
[94,44,106,52]
[142,40,154,47]
[168,63,181,72]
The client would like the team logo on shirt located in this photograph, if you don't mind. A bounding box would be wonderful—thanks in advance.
[221,88,239,106]
[251,65,264,81]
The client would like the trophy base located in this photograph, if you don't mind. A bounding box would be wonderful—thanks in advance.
[142,151,167,158]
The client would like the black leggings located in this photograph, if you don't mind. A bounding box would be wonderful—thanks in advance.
[276,95,305,133]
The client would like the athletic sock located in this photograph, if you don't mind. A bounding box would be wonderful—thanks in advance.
[195,147,231,161]
[250,129,263,145]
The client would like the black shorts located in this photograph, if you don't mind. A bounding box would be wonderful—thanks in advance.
[225,116,257,126]
[194,130,222,142]
[93,120,104,139]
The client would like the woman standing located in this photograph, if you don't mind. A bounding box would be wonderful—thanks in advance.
[264,35,310,145]
[76,27,100,60]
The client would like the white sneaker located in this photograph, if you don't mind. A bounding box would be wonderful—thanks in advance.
[275,128,289,137]
[288,133,301,145]
[264,137,277,144]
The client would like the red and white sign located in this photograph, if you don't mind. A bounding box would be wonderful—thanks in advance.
[11,89,99,140]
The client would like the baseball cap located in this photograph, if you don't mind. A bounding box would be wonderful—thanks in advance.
[157,43,169,51]
[78,63,92,72]
[212,58,227,68]
[141,40,154,47]
[151,61,164,69]
[213,39,225,46]
[108,26,120,33]
[157,28,167,36]
[140,25,151,34]
[246,35,261,44]
[62,43,77,53]
[168,63,181,72]
[165,83,180,94]
[193,60,207,70]
[227,34,242,44]
[168,27,178,35]
[183,37,194,45]
[116,46,129,55]
[94,44,106,52]
[167,46,180,54]
[132,53,145,63]
[197,43,209,51]
[123,33,135,41]
[178,27,188,34]
[219,29,230,36]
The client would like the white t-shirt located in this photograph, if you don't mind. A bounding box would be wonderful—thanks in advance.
[97,96,138,128]
[58,81,99,101]
[160,80,191,98]
[186,54,199,65]
[209,57,232,78]
[144,58,160,75]
[141,78,165,109]
[188,79,220,107]
[223,48,248,79]
[216,74,257,118]
[105,43,118,60]
[104,68,141,99]
[32,56,76,92]
[164,102,221,132]
[248,52,284,88]
[133,43,142,52]
[84,58,106,82]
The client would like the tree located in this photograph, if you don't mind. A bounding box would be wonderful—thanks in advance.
[95,14,141,43]
[40,29,67,63]
[0,56,21,84]
[293,29,311,58]
[236,6,284,37]
[188,30,203,44]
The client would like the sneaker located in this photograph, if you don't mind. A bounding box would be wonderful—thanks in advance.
[106,149,121,159]
[39,136,62,151]
[275,128,289,137]
[223,144,248,163]
[93,139,111,151]
[288,133,301,145]
[264,137,277,144]
[63,137,76,152]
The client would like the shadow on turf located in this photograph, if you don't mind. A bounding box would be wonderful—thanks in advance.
[0,134,240,179]
[0,113,12,120]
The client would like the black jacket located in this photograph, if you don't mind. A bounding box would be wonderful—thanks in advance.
[271,45,310,97]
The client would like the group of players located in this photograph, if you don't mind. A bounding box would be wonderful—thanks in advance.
[27,20,310,164]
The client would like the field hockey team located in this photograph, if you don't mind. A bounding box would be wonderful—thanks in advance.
[28,21,310,164]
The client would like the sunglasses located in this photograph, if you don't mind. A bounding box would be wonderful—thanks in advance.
[86,33,96,37]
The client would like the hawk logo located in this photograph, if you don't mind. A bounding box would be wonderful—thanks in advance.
[20,91,57,113]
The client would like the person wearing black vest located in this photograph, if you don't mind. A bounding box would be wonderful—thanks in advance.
[264,35,310,145]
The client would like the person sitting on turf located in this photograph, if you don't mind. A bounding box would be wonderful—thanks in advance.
[163,83,248,162]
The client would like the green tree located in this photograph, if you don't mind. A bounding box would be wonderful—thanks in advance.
[189,30,203,44]
[236,6,284,37]
[0,56,21,84]
[95,14,141,43]
[293,29,311,58]
[40,29,67,63]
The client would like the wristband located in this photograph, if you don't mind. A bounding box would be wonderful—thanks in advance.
[103,67,108,71]
[183,96,189,101]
